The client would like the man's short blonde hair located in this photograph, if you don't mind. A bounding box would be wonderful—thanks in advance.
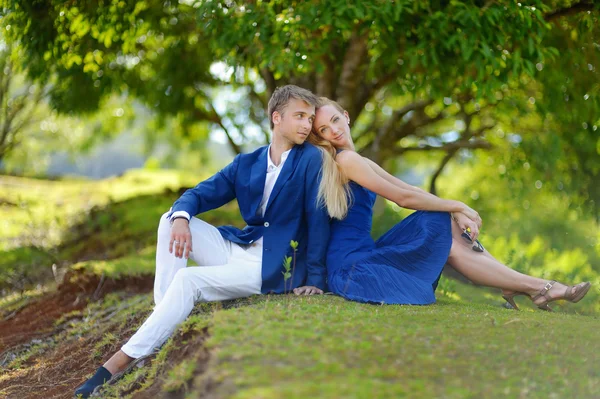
[267,85,318,129]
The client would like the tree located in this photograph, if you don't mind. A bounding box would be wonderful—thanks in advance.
[0,41,49,163]
[1,0,598,210]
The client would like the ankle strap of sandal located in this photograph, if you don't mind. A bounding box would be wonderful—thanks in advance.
[532,280,556,301]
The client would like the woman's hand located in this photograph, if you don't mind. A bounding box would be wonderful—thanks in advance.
[452,211,481,242]
[458,204,482,229]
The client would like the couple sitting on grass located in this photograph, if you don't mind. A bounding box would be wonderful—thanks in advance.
[76,85,591,397]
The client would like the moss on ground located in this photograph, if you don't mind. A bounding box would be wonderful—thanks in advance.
[206,294,600,399]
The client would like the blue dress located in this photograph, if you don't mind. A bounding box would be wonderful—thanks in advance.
[326,182,452,305]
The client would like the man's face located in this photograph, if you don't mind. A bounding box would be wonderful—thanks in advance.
[272,98,315,146]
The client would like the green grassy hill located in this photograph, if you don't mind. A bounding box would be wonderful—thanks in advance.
[0,171,598,399]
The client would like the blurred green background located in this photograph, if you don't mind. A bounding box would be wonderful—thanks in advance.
[0,2,599,398]
[0,0,597,309]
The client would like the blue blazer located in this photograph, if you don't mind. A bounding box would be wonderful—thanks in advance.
[167,143,330,293]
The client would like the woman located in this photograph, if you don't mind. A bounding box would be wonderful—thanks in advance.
[308,97,591,310]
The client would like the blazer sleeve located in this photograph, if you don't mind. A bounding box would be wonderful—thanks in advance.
[303,151,331,289]
[169,154,241,217]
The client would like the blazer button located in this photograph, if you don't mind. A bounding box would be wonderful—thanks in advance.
[264,222,270,227]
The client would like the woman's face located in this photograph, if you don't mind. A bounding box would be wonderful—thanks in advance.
[313,105,352,149]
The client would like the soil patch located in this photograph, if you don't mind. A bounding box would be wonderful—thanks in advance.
[0,271,153,353]
[0,270,216,399]
[127,326,211,399]
[0,305,150,399]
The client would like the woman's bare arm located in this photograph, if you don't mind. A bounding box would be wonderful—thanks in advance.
[364,157,433,196]
[337,151,466,214]
[362,156,482,229]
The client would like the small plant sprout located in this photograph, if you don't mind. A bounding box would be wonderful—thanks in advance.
[282,240,299,294]
[282,255,292,294]
[289,240,298,291]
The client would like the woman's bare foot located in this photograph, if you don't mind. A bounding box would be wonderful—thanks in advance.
[529,281,566,306]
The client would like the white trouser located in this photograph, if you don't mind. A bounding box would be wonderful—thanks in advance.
[121,213,262,359]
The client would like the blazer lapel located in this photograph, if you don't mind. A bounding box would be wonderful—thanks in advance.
[249,147,268,217]
[265,145,302,212]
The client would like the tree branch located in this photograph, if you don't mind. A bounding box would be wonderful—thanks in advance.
[397,138,492,154]
[247,107,271,145]
[194,88,243,154]
[384,99,435,136]
[352,72,398,118]
[367,99,436,160]
[248,86,267,111]
[0,61,10,110]
[470,123,497,138]
[246,88,271,143]
[429,150,458,195]
[204,102,242,155]
[316,54,336,98]
[480,0,497,13]
[426,99,496,193]
[354,115,380,159]
[336,31,369,114]
[259,68,277,98]
[354,114,379,144]
[214,117,242,154]
[9,85,46,136]
[367,99,449,163]
[0,137,19,160]
[545,1,597,22]
[289,74,316,93]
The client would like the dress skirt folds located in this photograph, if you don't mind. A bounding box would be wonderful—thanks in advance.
[326,182,452,305]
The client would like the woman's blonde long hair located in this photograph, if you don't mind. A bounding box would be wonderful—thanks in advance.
[308,97,352,220]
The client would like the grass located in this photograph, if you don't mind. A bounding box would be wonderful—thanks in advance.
[0,170,199,250]
[1,170,599,398]
[2,284,598,398]
[206,294,600,399]
[71,245,158,278]
[43,285,600,399]
[68,291,599,399]
[0,169,242,292]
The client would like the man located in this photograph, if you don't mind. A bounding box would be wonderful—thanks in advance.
[75,85,330,397]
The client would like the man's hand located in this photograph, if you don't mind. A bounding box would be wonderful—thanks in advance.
[170,218,192,259]
[293,286,324,296]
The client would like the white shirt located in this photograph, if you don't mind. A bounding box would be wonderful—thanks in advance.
[171,145,291,254]
[258,146,291,218]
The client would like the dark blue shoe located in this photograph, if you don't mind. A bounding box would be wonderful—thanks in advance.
[74,366,112,398]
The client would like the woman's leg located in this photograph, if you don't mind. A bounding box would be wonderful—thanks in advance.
[445,219,570,302]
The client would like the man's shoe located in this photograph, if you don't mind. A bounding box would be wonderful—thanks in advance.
[74,366,112,398]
